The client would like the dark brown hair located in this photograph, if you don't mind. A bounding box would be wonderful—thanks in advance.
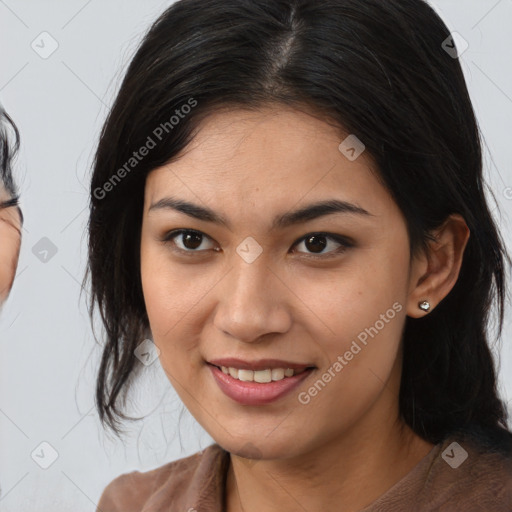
[86,0,511,452]
[0,107,21,216]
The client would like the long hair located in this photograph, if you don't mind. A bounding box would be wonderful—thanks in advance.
[86,0,511,451]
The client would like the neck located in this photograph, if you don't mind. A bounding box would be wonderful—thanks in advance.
[225,416,434,512]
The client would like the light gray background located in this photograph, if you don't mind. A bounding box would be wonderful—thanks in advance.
[1,1,511,510]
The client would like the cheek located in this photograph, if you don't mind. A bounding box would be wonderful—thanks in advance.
[292,266,407,426]
[0,222,21,301]
[140,241,181,339]
[296,241,409,372]
[141,240,183,315]
[140,241,214,365]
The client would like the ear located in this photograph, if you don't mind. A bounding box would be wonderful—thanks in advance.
[406,213,470,318]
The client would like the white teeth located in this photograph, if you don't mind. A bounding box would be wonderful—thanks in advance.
[218,366,307,382]
[238,369,254,382]
[271,368,285,381]
[254,369,272,383]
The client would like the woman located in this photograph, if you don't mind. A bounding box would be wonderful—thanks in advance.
[89,0,512,510]
[0,107,22,305]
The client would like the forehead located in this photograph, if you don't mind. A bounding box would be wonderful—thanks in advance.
[0,182,10,202]
[170,107,353,174]
[144,107,394,219]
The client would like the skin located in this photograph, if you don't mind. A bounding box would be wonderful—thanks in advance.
[140,106,469,512]
[0,184,22,304]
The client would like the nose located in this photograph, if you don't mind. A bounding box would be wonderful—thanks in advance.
[212,256,292,344]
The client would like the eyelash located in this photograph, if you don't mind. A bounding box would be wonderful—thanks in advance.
[161,229,353,259]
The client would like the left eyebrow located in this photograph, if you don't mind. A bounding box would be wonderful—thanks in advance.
[273,199,373,229]
[148,197,373,231]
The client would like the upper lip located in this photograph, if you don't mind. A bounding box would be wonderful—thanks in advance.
[208,358,316,371]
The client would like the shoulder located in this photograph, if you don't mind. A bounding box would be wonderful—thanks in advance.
[96,443,228,512]
[425,433,512,511]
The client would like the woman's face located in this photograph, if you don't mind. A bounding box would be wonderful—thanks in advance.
[140,107,421,459]
[0,185,22,304]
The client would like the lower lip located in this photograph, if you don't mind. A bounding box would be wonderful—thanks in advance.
[208,364,314,405]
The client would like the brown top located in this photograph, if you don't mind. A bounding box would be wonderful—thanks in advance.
[96,436,512,512]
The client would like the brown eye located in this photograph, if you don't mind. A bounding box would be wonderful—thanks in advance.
[163,229,216,253]
[304,234,327,253]
[293,232,352,257]
[180,231,203,250]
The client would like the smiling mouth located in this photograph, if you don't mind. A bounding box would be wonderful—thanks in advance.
[208,363,316,383]
[207,361,316,405]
